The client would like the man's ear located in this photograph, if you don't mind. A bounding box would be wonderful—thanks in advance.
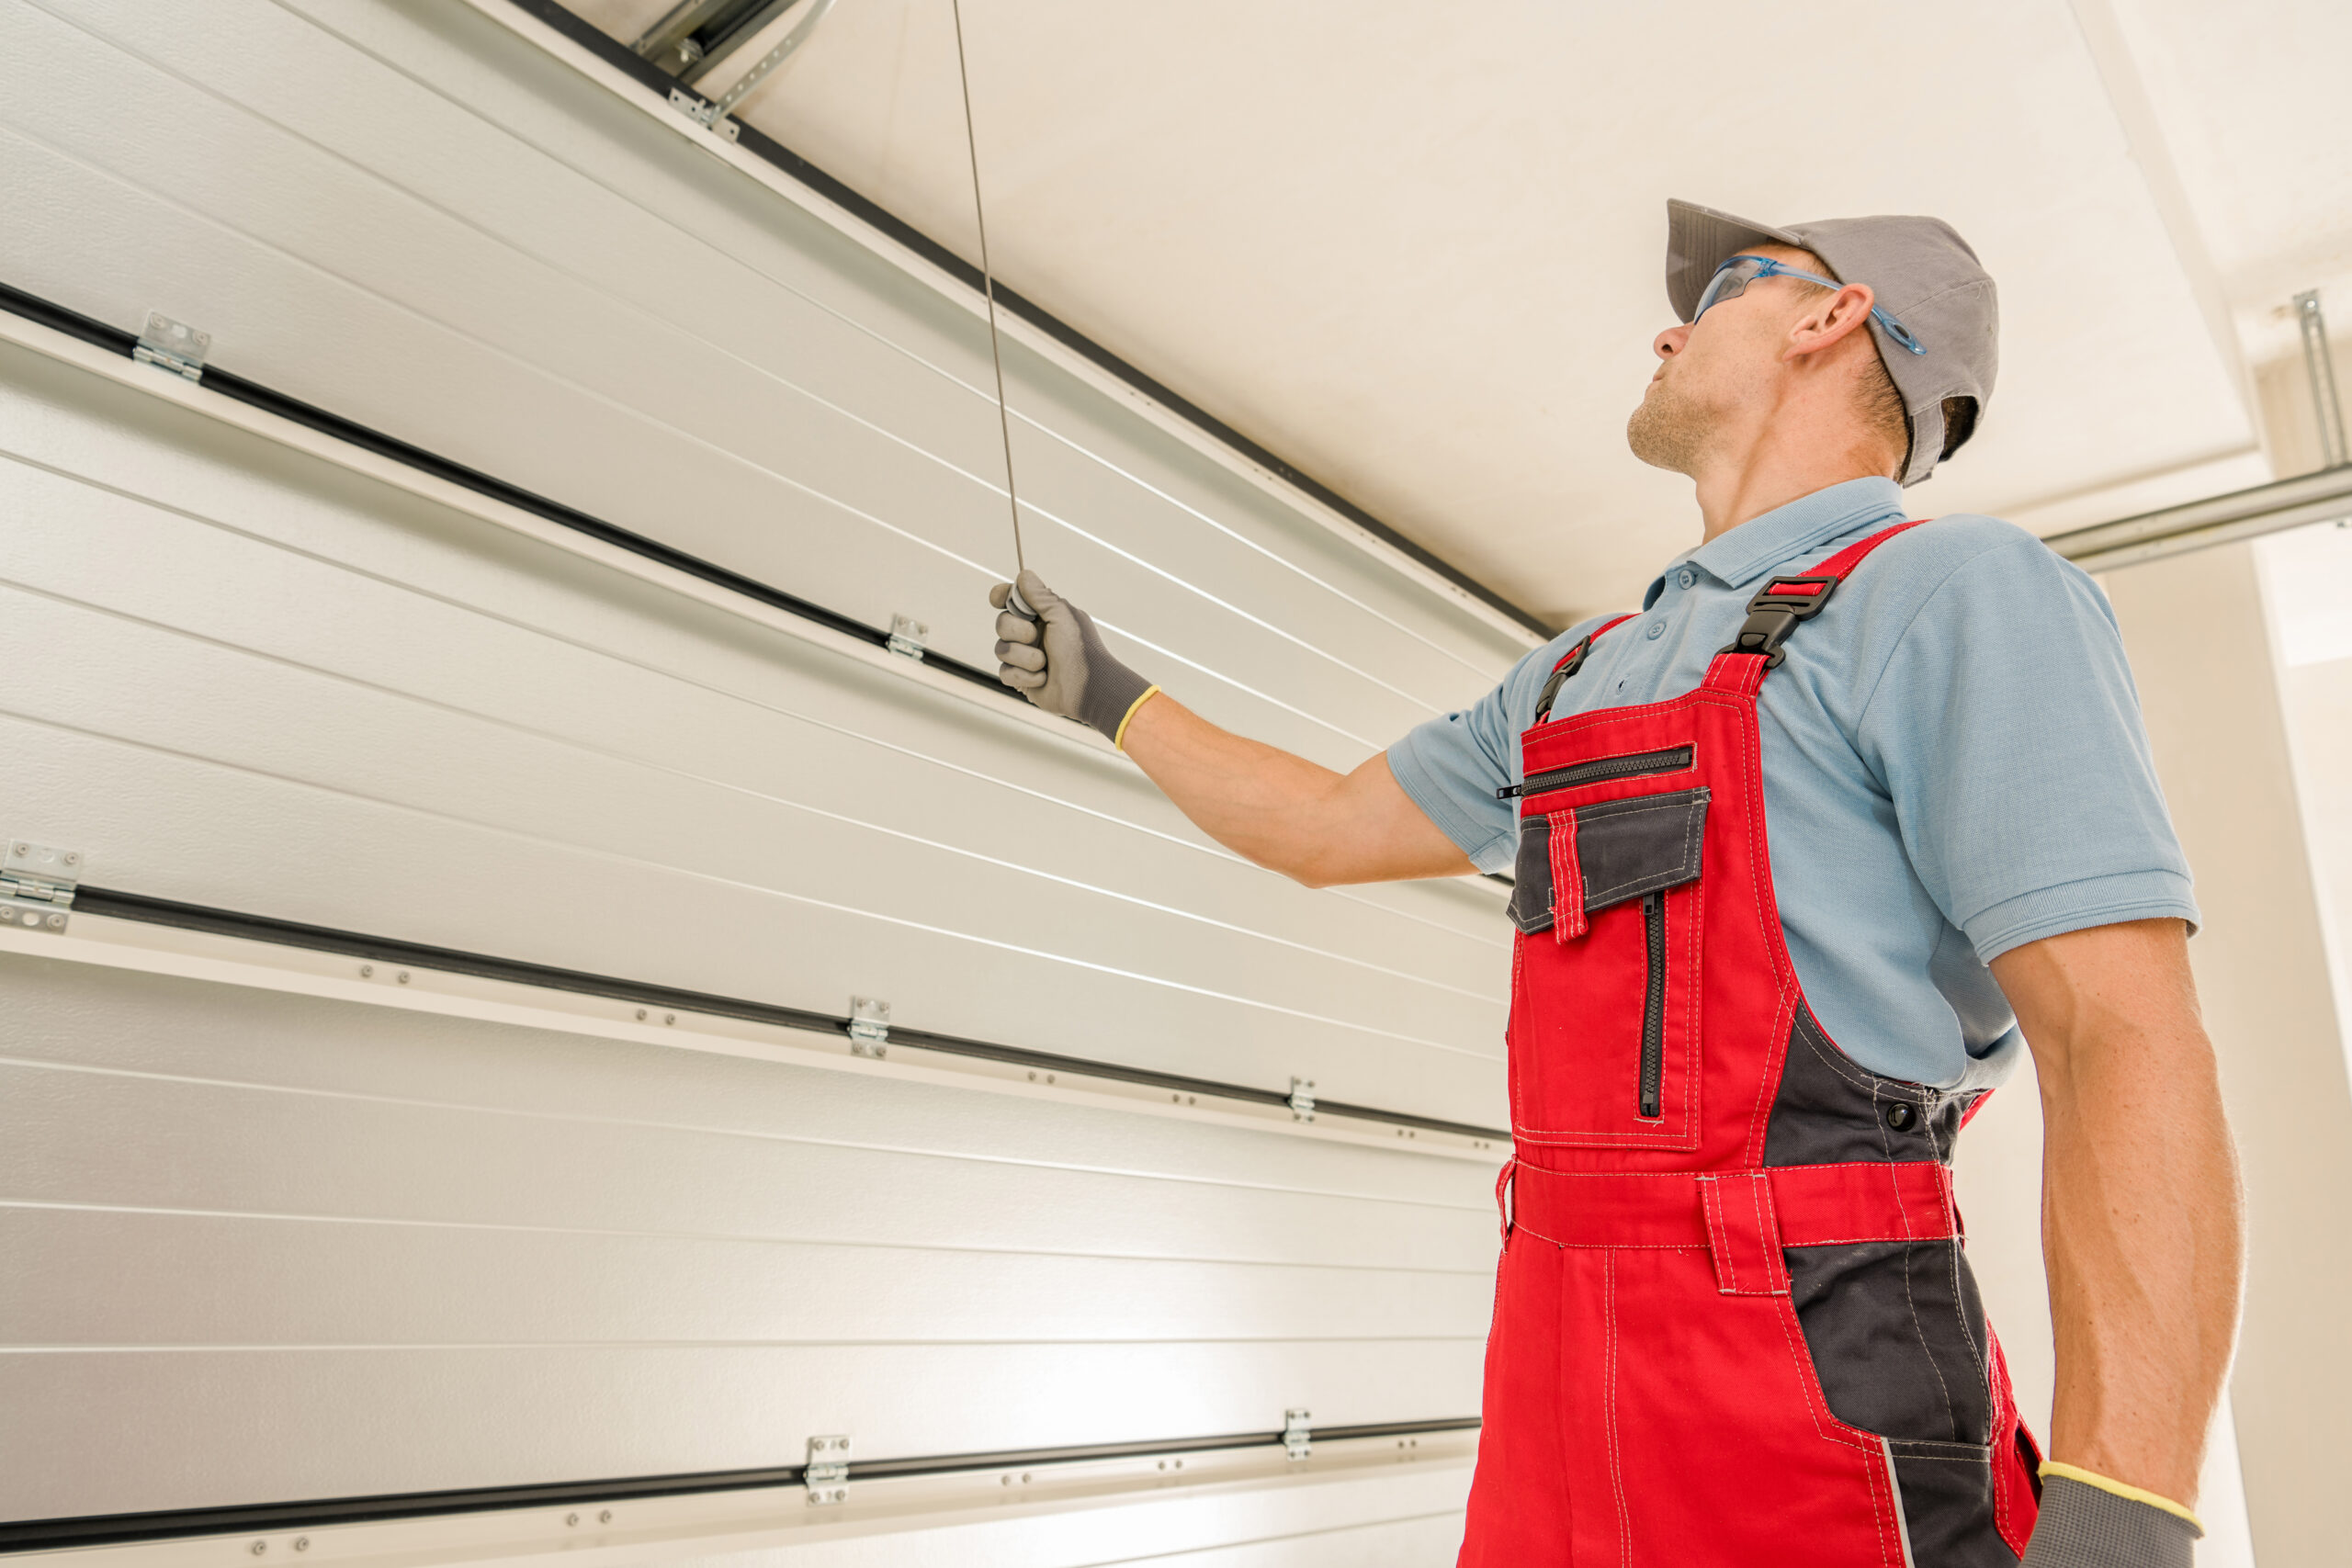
[1784,284,1878,363]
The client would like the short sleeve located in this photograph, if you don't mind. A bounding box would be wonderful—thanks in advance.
[1386,628,1598,874]
[1854,534,2198,963]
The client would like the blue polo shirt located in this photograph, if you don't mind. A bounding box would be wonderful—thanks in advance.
[1388,477,2197,1090]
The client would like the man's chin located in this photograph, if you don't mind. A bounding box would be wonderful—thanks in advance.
[1625,405,1699,476]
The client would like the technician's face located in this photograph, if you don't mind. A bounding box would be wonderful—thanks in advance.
[1624,246,1811,477]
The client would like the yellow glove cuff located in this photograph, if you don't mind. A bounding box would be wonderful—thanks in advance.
[1111,685,1161,750]
[2039,1461,2201,1532]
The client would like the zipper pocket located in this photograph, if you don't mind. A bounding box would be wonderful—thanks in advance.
[1498,745,1694,800]
[1639,891,1666,1119]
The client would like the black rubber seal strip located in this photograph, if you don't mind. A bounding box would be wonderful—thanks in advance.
[0,1417,1476,1550]
[496,0,1553,640]
[0,281,1008,697]
[71,886,1510,1142]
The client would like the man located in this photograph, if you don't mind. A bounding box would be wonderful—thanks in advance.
[989,200,2241,1567]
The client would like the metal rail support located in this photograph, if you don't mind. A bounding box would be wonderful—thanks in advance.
[2293,290,2349,472]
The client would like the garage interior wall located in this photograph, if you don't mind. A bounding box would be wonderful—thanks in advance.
[0,0,1532,1554]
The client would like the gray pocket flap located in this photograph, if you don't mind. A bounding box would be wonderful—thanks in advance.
[1508,813,1556,935]
[1575,787,1710,915]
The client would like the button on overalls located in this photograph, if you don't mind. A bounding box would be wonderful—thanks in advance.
[1459,525,2042,1567]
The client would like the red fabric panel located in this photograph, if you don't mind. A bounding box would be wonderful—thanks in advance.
[1546,807,1587,942]
[1699,1170,1792,1295]
[1769,1160,1958,1247]
[1503,1159,1960,1252]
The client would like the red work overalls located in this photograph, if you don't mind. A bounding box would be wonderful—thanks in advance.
[1458,524,2042,1567]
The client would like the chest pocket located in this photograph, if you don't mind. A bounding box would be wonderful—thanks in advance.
[1508,787,1710,1146]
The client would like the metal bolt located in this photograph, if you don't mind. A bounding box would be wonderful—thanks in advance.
[662,1013,674,1026]
[293,1539,309,1552]
[635,1009,647,1021]
[1021,1472,1032,1483]
[62,852,77,866]
[598,1510,611,1524]
[565,1513,579,1528]
[12,843,26,855]
[44,912,62,930]
[250,1544,266,1557]
[359,964,373,978]
[395,971,410,985]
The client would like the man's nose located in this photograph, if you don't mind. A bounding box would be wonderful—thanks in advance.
[1653,324,1690,360]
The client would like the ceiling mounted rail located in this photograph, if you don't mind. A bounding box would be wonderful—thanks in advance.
[2043,461,2352,574]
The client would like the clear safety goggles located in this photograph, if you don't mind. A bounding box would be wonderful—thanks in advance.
[1693,254,1927,356]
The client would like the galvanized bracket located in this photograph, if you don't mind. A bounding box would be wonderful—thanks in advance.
[1283,1408,1312,1461]
[132,311,209,381]
[710,0,839,117]
[804,1433,851,1506]
[887,614,928,661]
[1287,1077,1317,1122]
[847,996,890,1057]
[1,840,81,932]
[666,86,741,141]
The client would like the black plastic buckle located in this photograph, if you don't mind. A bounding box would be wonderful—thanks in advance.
[1532,631,1599,725]
[1717,575,1838,667]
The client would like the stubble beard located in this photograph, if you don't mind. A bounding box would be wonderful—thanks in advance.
[1625,375,1709,476]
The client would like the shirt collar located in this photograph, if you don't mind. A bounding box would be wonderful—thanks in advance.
[1671,478,1908,592]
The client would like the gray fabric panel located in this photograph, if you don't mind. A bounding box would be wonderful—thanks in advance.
[1889,1447,2022,1568]
[1766,1005,1964,1167]
[1507,814,1555,935]
[2018,1474,2198,1568]
[1574,787,1709,915]
[1785,1239,1995,1447]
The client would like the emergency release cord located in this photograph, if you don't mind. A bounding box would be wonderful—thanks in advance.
[948,0,1036,623]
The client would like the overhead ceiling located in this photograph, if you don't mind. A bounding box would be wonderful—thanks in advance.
[571,0,2351,625]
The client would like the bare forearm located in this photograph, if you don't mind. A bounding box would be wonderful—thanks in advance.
[1996,921,2244,1505]
[1119,694,1472,886]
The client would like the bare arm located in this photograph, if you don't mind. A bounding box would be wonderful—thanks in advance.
[1989,918,2243,1506]
[1119,694,1474,887]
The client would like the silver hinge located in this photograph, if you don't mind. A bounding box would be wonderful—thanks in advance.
[1288,1077,1317,1122]
[804,1434,851,1506]
[886,614,928,661]
[1,840,82,932]
[132,311,209,381]
[847,996,889,1057]
[1283,1408,1312,1461]
[667,86,741,141]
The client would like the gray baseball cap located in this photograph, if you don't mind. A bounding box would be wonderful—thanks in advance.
[1665,198,1998,486]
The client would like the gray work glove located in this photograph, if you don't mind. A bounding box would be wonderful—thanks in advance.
[2019,1472,2201,1568]
[989,570,1159,745]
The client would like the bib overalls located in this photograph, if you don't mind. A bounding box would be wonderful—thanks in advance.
[1459,524,2042,1567]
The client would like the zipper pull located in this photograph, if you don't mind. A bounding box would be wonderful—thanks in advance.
[1496,782,1523,801]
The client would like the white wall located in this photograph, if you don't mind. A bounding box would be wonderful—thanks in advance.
[2098,540,2351,1566]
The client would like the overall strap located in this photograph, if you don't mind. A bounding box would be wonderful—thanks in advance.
[1712,520,1924,679]
[1532,612,1637,724]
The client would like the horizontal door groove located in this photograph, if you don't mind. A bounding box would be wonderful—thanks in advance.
[73,886,1511,1142]
[0,280,1010,695]
[0,1417,1481,1549]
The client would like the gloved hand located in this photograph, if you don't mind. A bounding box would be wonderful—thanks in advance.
[989,570,1160,747]
[2019,1467,2201,1568]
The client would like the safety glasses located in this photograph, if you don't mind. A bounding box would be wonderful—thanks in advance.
[1693,255,1927,355]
